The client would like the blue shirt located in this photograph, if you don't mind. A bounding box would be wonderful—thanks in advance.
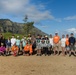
[6,39,11,46]
[69,37,75,45]
[16,39,20,46]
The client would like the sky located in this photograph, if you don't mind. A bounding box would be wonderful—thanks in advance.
[0,0,76,36]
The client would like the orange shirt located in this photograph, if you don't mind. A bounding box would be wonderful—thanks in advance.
[24,44,33,54]
[53,36,60,44]
[12,46,19,51]
[66,38,69,46]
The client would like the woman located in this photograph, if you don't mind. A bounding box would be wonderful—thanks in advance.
[16,36,21,55]
[6,37,11,55]
[21,36,26,50]
[60,35,66,56]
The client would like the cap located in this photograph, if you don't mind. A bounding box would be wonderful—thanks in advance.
[55,32,58,33]
[17,36,19,38]
[71,33,73,35]
[45,35,48,37]
[24,37,26,39]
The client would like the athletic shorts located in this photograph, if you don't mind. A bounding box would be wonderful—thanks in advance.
[66,45,70,50]
[70,45,75,50]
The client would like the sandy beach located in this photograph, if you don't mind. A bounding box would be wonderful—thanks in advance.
[0,55,76,75]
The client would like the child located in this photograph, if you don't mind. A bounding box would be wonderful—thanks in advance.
[23,41,33,56]
[11,43,19,56]
[0,43,6,56]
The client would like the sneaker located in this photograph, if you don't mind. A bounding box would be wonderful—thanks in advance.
[69,54,71,57]
[36,54,38,56]
[39,54,42,56]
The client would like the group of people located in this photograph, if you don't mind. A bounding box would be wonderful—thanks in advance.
[0,34,33,56]
[36,33,76,57]
[0,32,76,57]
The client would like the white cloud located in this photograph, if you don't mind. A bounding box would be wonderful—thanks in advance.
[64,15,76,21]
[66,28,76,34]
[0,0,27,13]
[54,18,62,22]
[41,25,49,28]
[0,0,55,22]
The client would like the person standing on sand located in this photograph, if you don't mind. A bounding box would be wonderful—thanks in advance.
[27,34,31,40]
[16,36,20,48]
[21,36,26,50]
[65,34,70,55]
[31,35,36,54]
[11,35,16,47]
[49,34,53,54]
[0,34,3,46]
[36,34,42,56]
[40,38,49,56]
[53,32,60,55]
[6,37,11,55]
[60,35,66,56]
[69,33,76,57]
[0,36,6,47]
[16,36,21,55]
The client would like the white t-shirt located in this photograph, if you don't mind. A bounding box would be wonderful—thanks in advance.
[11,38,16,46]
[61,38,66,47]
[49,38,53,46]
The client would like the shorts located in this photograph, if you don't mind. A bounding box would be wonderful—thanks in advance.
[53,43,59,48]
[49,45,53,50]
[74,45,76,50]
[24,51,29,54]
[66,45,70,50]
[61,44,65,47]
[17,45,20,48]
[6,45,11,48]
[70,45,75,50]
[36,46,41,50]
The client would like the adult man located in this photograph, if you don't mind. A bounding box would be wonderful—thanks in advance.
[36,34,42,56]
[65,34,70,54]
[49,34,53,54]
[53,32,60,55]
[69,33,76,56]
